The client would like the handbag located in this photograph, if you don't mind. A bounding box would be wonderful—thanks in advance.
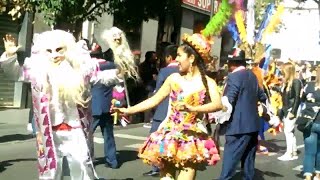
[296,82,319,132]
[296,107,319,132]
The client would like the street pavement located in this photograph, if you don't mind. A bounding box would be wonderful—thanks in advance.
[0,121,307,180]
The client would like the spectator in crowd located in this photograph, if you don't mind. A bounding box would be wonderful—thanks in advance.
[138,51,159,128]
[278,62,302,161]
[299,66,320,180]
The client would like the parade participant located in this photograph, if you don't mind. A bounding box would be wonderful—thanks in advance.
[115,33,222,180]
[219,48,267,180]
[142,44,179,177]
[277,61,302,161]
[0,30,126,180]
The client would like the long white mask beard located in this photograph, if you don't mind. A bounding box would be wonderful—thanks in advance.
[47,60,90,108]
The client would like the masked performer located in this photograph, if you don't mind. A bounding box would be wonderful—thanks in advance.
[0,30,126,180]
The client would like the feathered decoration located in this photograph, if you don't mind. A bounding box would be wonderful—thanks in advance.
[261,4,284,43]
[227,21,240,44]
[202,0,233,37]
[246,0,255,45]
[255,4,275,42]
[234,10,247,42]
[229,0,244,10]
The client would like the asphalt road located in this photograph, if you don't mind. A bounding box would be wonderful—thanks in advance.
[0,123,307,180]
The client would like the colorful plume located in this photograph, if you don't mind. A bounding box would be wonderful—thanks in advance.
[234,10,247,42]
[202,0,233,37]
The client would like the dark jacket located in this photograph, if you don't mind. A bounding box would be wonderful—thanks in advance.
[280,79,302,118]
[222,69,267,135]
[152,65,179,121]
[91,61,116,116]
[301,82,320,123]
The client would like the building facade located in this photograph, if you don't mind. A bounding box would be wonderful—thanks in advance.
[0,13,33,108]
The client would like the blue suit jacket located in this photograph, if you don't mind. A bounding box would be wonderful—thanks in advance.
[222,69,267,135]
[91,61,116,116]
[152,65,179,121]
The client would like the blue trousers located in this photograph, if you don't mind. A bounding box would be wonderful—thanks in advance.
[91,113,118,167]
[150,120,162,172]
[303,123,320,176]
[220,132,258,180]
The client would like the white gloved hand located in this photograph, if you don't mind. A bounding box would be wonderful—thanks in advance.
[209,96,232,124]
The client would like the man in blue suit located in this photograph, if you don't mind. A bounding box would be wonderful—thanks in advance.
[219,48,267,180]
[143,45,179,177]
[90,50,119,169]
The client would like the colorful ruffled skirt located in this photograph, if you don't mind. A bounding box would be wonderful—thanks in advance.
[138,127,220,169]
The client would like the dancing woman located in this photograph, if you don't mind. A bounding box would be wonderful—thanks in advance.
[115,33,222,180]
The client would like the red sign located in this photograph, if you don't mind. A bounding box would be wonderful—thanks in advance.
[182,0,212,13]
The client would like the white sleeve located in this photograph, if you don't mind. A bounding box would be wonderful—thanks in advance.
[94,69,123,86]
[84,59,123,86]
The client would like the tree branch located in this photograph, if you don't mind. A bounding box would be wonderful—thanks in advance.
[82,0,108,19]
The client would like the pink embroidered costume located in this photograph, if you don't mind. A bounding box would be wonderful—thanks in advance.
[0,30,123,180]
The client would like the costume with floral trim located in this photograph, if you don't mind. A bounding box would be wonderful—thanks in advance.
[139,82,220,169]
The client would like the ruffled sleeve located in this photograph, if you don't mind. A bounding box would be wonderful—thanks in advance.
[81,56,123,86]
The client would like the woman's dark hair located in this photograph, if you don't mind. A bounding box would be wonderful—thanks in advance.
[179,43,210,103]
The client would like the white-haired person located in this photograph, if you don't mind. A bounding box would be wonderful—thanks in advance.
[0,29,132,179]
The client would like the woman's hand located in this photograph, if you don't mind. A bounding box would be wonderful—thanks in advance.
[3,34,20,57]
[112,107,133,115]
[176,102,196,112]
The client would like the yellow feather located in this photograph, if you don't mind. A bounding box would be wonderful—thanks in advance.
[235,10,247,42]
[262,5,285,43]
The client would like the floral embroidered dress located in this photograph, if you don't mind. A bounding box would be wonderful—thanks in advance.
[139,82,220,169]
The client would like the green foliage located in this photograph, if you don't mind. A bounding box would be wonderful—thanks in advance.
[0,0,111,26]
[0,0,181,29]
[107,0,181,29]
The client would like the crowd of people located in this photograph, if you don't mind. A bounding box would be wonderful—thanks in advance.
[0,26,319,180]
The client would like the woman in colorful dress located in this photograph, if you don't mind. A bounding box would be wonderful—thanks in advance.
[115,33,222,180]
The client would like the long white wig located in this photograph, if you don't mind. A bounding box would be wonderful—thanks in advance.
[36,30,91,108]
[102,27,139,80]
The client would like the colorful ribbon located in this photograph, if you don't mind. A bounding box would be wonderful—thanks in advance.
[261,4,285,43]
[235,10,247,42]
[255,4,275,42]
[227,21,240,44]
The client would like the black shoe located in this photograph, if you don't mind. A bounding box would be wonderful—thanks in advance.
[143,170,160,177]
[104,163,119,169]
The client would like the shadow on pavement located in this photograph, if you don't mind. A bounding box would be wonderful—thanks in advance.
[94,150,138,168]
[0,134,34,143]
[0,158,36,173]
[231,169,284,180]
[260,139,286,153]
[295,171,304,179]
